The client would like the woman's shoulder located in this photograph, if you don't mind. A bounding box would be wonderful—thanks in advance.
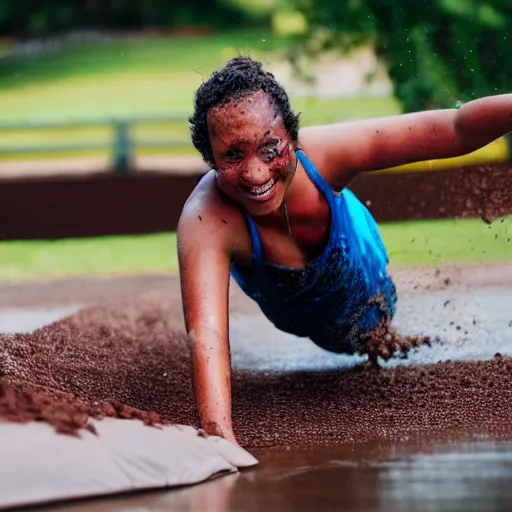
[178,170,249,248]
[297,127,330,167]
[182,170,239,217]
[298,124,361,190]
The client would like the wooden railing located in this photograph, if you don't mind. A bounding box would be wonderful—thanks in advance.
[0,116,191,173]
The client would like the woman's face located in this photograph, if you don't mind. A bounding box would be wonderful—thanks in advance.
[207,91,297,217]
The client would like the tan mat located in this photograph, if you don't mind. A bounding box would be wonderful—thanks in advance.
[0,418,258,510]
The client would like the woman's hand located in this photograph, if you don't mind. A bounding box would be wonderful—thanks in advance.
[203,422,240,446]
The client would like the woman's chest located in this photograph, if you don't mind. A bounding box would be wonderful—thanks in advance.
[252,188,334,268]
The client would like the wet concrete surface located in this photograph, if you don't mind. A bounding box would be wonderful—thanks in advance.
[2,272,512,512]
[30,440,512,512]
[1,287,511,369]
[0,305,81,334]
[230,287,512,373]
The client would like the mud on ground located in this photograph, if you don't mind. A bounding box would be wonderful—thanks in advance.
[1,264,512,448]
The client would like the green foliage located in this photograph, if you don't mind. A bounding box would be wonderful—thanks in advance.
[0,0,258,37]
[283,0,512,111]
[0,31,283,122]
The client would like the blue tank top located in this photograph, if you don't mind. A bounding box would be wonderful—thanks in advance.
[230,150,396,354]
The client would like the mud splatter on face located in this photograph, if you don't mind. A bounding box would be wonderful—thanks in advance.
[207,91,297,216]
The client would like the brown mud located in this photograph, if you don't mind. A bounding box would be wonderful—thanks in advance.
[350,162,512,224]
[1,285,512,448]
[359,317,433,364]
[2,162,511,240]
[0,380,164,435]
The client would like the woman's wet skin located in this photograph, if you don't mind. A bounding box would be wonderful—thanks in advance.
[207,91,298,218]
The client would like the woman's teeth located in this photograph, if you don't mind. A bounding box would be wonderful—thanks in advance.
[246,178,275,197]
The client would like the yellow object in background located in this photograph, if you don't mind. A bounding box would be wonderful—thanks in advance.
[378,134,511,174]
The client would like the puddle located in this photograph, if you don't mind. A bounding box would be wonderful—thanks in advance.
[35,439,512,512]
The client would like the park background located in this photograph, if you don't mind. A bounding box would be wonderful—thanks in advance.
[0,0,510,281]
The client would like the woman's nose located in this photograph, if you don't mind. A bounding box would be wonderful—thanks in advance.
[241,158,269,185]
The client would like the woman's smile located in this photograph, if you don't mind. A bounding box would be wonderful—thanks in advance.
[239,176,277,202]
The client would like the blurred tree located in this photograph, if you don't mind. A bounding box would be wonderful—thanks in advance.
[0,0,259,38]
[281,0,512,111]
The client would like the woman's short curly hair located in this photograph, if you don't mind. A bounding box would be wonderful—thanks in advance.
[189,56,300,167]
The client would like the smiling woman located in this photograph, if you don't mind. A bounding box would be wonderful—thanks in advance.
[188,57,300,218]
[178,55,512,446]
[208,92,297,216]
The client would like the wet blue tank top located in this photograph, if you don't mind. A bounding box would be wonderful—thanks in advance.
[230,150,396,354]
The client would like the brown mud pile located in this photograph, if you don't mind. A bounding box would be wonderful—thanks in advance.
[359,319,433,365]
[1,295,512,448]
[350,163,512,224]
[0,380,164,435]
[352,295,434,364]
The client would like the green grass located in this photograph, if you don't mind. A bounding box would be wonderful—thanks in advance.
[0,30,401,163]
[0,217,510,282]
[0,30,282,122]
[0,233,178,282]
[382,217,512,266]
[0,96,401,162]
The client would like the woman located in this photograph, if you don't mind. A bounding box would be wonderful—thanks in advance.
[178,56,512,445]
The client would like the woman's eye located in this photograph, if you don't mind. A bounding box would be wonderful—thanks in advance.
[224,151,242,162]
[262,144,279,160]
